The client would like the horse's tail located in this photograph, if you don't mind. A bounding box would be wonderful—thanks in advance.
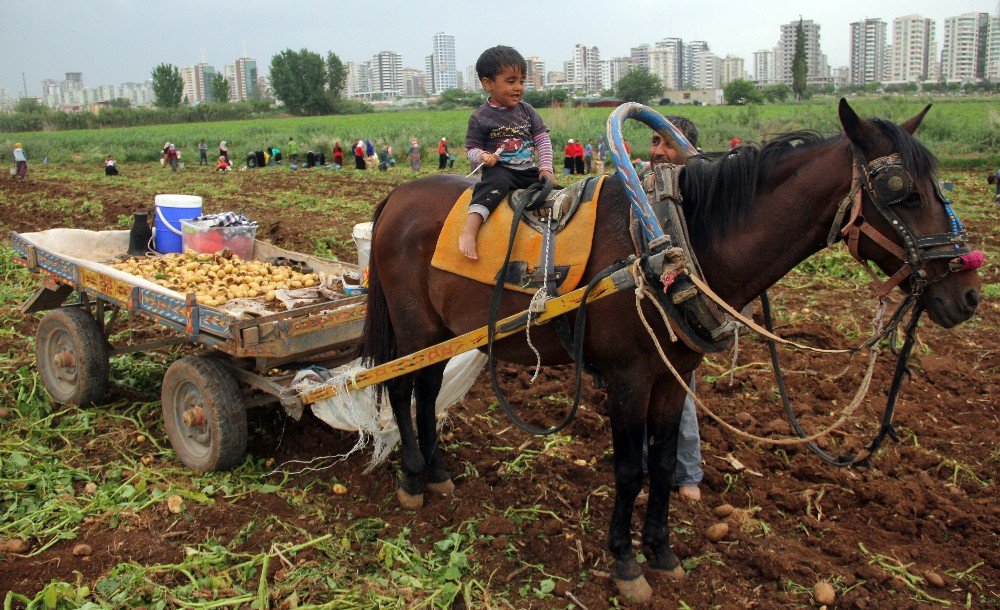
[360,193,397,366]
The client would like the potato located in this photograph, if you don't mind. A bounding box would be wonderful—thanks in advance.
[265,291,276,302]
[705,522,729,542]
[812,581,835,605]
[290,280,303,289]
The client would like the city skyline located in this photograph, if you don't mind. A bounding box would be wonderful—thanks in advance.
[3,0,996,98]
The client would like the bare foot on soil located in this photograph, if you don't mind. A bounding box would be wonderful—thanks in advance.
[679,485,701,502]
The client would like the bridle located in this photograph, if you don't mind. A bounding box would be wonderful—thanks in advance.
[829,144,975,299]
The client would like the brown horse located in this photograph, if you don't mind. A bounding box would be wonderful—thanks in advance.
[360,100,980,601]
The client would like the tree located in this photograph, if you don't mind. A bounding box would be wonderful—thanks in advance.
[151,63,184,108]
[14,98,45,113]
[210,73,230,103]
[792,19,808,101]
[615,68,663,105]
[269,49,332,115]
[723,79,763,105]
[762,83,790,103]
[326,51,347,98]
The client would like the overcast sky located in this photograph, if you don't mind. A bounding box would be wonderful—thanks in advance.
[2,0,997,96]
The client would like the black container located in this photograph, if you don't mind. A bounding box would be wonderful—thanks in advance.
[127,211,152,256]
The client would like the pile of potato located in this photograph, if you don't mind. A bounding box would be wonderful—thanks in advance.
[111,251,319,308]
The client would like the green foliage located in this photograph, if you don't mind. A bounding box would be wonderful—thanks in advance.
[151,63,183,108]
[523,88,569,108]
[14,98,45,113]
[792,20,808,101]
[326,51,348,98]
[269,48,332,115]
[763,83,791,102]
[210,73,230,103]
[615,68,663,105]
[0,100,274,133]
[433,88,485,109]
[723,79,763,105]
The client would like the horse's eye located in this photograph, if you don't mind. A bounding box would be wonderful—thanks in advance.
[899,194,923,209]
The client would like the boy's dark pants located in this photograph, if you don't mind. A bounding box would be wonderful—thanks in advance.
[471,165,540,216]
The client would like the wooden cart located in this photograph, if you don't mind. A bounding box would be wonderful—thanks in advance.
[13,229,366,472]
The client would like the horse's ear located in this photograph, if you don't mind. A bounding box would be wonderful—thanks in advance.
[838,98,873,146]
[900,104,932,134]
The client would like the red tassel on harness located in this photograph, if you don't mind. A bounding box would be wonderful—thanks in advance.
[952,250,985,272]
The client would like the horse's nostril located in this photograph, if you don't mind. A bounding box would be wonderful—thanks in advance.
[966,289,980,310]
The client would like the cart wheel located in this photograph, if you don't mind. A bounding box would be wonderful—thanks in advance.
[35,307,109,406]
[161,356,247,472]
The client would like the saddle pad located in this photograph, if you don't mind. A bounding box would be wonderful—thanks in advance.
[431,176,604,295]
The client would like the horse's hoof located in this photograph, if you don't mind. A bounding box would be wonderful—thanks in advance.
[649,564,686,579]
[426,478,455,495]
[614,575,652,603]
[397,488,424,510]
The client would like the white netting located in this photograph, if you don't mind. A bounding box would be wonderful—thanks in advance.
[290,350,487,472]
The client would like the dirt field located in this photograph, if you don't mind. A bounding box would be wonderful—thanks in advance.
[0,163,997,608]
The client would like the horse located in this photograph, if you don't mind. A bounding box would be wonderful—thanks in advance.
[360,99,981,601]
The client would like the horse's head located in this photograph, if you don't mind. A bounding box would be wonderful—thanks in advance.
[838,98,981,328]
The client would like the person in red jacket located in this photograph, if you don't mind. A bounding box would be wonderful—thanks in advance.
[333,141,344,168]
[438,137,449,170]
[353,140,365,169]
[564,139,576,174]
[572,140,585,175]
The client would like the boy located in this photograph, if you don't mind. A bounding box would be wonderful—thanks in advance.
[460,45,555,260]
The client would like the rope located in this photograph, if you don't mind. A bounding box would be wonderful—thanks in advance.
[630,260,884,446]
[523,216,552,383]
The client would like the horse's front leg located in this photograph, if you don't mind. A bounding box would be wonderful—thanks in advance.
[387,374,426,509]
[606,373,654,602]
[642,373,689,579]
[414,362,454,494]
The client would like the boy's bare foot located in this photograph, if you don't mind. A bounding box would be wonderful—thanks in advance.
[679,485,701,502]
[459,230,479,260]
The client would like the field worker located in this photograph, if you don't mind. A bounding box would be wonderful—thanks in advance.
[215,155,231,172]
[644,114,703,501]
[219,141,230,163]
[407,138,421,171]
[12,142,27,179]
[166,144,180,172]
[595,135,606,173]
[438,137,449,170]
[563,139,575,174]
[104,155,119,176]
[161,141,171,166]
[354,140,365,170]
[573,139,585,175]
[585,139,594,173]
[287,136,299,164]
[332,141,344,168]
[988,169,1000,204]
[729,137,741,150]
[459,45,555,260]
[198,139,208,165]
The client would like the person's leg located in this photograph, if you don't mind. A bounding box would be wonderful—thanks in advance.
[675,374,703,501]
[460,166,516,259]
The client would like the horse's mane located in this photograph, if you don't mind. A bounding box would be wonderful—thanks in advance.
[678,118,938,251]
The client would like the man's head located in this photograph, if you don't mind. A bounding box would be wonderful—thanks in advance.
[476,46,527,108]
[650,114,699,166]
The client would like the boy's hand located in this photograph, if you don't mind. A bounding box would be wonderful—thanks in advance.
[540,169,556,184]
[482,152,498,166]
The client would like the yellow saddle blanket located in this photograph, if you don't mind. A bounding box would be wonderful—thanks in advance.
[431,176,604,295]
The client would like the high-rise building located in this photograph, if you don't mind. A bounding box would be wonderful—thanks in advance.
[345,61,369,97]
[890,15,937,83]
[180,63,214,104]
[255,75,272,101]
[941,12,989,81]
[630,44,651,71]
[64,72,84,91]
[987,12,1000,80]
[367,51,403,99]
[656,38,685,89]
[753,49,776,84]
[721,55,746,85]
[404,68,427,96]
[692,50,722,88]
[648,45,681,90]
[464,65,479,91]
[850,18,887,85]
[525,56,545,91]
[774,19,830,86]
[426,32,457,93]
[233,57,257,101]
[683,41,709,87]
[600,56,633,91]
[573,44,602,93]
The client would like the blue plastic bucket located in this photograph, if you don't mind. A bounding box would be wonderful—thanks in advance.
[154,194,203,254]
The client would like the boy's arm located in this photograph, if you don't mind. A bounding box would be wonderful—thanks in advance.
[533,132,554,181]
[466,113,487,165]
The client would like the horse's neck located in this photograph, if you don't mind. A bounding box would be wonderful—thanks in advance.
[698,144,852,309]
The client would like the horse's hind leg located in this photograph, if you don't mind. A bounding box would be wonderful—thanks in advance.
[413,361,454,495]
[387,373,426,509]
[642,374,687,579]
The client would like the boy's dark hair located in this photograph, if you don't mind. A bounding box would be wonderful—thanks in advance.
[476,46,527,82]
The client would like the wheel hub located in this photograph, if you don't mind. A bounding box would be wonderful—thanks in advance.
[181,405,206,427]
[53,349,75,368]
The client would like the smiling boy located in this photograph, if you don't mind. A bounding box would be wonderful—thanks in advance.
[459,46,555,260]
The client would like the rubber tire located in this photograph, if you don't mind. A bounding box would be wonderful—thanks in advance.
[35,307,109,406]
[161,356,247,472]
